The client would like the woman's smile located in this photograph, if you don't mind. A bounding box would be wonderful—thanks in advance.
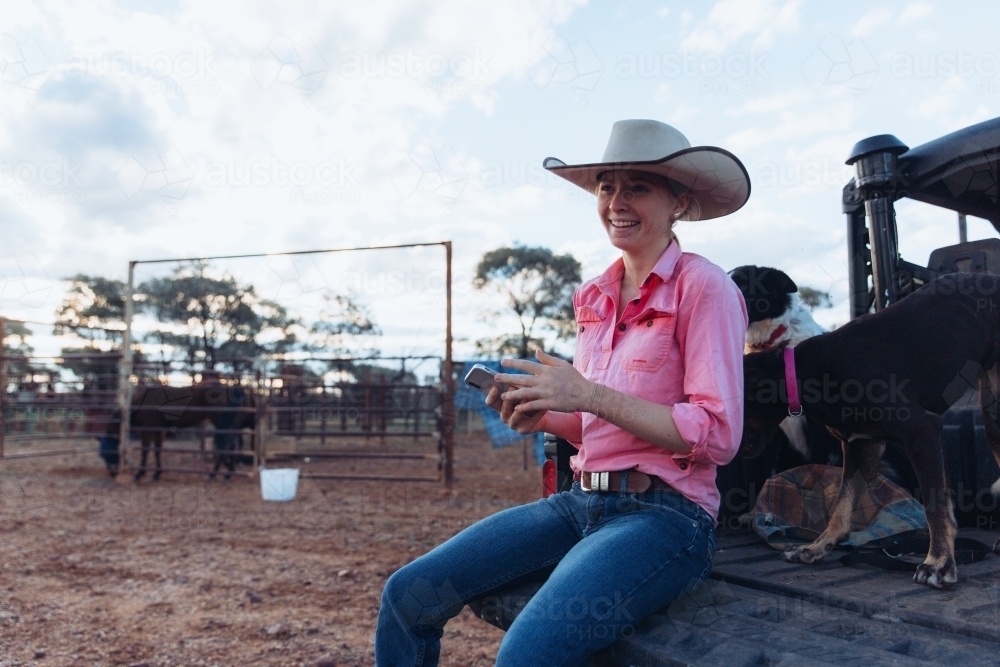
[608,219,640,228]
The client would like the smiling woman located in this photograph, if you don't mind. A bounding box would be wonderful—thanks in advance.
[596,170,687,265]
[374,119,751,667]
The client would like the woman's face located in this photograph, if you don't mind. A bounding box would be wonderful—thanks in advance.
[596,170,686,256]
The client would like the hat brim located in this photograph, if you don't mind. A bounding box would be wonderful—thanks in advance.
[543,146,751,221]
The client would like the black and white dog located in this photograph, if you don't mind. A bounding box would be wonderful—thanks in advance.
[729,265,826,354]
[729,266,827,462]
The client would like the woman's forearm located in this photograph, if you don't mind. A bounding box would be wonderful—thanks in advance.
[538,411,583,444]
[497,353,691,454]
[586,383,691,455]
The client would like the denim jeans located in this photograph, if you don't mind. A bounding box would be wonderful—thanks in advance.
[374,481,716,667]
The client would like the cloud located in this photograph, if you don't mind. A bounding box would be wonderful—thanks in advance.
[22,75,155,153]
[724,95,860,153]
[851,7,893,37]
[0,199,40,257]
[681,0,802,52]
[899,1,934,25]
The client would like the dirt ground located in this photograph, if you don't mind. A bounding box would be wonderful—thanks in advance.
[0,433,543,666]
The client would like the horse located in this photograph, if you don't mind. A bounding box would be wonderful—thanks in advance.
[130,380,257,481]
[207,383,258,481]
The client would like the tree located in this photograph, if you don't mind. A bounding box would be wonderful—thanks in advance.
[799,286,833,310]
[1,318,34,381]
[0,319,50,393]
[308,292,380,356]
[139,261,299,374]
[303,291,382,380]
[50,267,381,379]
[53,275,130,390]
[54,274,127,345]
[473,245,581,358]
[1,319,32,357]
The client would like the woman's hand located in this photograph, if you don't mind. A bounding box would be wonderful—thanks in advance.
[495,349,594,415]
[483,384,548,434]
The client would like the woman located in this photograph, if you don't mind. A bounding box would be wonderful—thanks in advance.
[375,119,750,666]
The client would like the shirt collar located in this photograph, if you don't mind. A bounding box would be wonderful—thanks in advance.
[594,241,682,293]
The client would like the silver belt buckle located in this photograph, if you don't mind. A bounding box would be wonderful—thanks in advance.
[588,471,609,492]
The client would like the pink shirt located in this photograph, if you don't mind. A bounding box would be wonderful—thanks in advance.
[570,241,748,519]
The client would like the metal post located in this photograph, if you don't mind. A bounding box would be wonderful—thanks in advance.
[443,241,455,489]
[959,213,968,243]
[843,179,872,320]
[254,370,264,473]
[118,261,136,472]
[0,316,6,460]
[865,194,899,310]
[846,135,908,312]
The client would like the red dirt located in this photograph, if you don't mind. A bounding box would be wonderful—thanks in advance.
[0,434,542,666]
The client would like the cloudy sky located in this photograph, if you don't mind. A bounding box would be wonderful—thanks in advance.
[1,0,998,362]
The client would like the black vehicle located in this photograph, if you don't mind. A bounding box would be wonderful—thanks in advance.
[473,117,1000,665]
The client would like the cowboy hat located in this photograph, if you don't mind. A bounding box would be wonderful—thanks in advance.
[543,119,751,221]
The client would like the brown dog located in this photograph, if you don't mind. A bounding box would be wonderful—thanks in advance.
[741,272,1000,588]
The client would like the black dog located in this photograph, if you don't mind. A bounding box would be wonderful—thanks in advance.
[728,265,918,492]
[741,272,1000,588]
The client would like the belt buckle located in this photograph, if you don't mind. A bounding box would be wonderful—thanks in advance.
[586,471,610,492]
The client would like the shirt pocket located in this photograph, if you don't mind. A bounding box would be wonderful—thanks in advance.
[574,306,604,374]
[622,310,676,372]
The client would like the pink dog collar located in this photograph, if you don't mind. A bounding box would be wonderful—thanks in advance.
[783,346,803,416]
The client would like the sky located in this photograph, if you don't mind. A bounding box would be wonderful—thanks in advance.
[1,0,999,365]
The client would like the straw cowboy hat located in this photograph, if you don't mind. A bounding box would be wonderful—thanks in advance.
[543,119,751,221]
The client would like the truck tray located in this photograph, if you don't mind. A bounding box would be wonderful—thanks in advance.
[593,529,1000,666]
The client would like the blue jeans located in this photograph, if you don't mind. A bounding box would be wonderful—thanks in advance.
[374,481,715,666]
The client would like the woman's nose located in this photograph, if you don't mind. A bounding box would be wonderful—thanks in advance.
[611,188,632,209]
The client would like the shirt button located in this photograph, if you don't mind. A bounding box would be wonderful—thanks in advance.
[579,325,585,333]
[646,320,653,327]
[678,461,689,471]
[618,324,626,331]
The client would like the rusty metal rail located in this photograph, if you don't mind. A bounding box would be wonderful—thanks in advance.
[2,447,96,459]
[297,472,438,482]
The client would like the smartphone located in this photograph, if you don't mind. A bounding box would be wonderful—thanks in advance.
[464,364,537,417]
[464,364,500,396]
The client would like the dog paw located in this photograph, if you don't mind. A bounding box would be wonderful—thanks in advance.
[914,561,957,588]
[735,513,754,529]
[782,544,830,564]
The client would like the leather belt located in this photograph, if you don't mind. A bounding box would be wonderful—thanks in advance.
[578,469,675,494]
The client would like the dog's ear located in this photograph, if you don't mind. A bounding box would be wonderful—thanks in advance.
[776,271,798,294]
[727,265,751,291]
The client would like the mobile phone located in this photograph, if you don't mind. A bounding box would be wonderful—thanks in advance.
[464,364,537,418]
[464,364,500,396]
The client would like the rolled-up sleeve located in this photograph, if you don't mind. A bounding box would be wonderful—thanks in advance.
[669,264,748,466]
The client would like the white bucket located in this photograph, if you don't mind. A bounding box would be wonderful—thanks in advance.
[259,467,299,502]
